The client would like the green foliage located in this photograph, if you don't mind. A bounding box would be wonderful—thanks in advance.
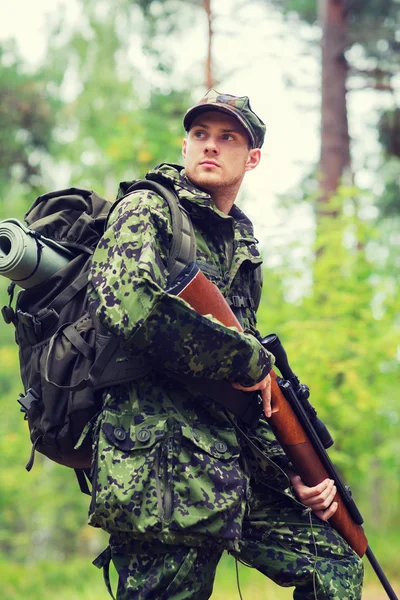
[132,0,195,63]
[376,156,400,218]
[1,548,399,599]
[0,0,399,589]
[282,0,399,25]
[38,0,193,196]
[284,0,316,23]
[0,41,60,200]
[0,337,105,562]
[379,108,400,158]
[257,185,400,527]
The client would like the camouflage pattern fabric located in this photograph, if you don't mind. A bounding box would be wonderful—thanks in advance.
[87,163,279,545]
[104,540,223,600]
[238,483,364,599]
[95,485,363,599]
[87,163,363,598]
[183,89,266,149]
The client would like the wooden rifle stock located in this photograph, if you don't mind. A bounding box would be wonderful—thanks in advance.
[177,267,368,557]
[268,370,368,557]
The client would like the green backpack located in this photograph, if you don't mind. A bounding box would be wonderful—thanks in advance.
[1,179,195,492]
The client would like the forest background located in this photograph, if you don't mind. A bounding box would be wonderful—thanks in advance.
[0,0,399,598]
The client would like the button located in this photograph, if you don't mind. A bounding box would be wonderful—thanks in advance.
[215,441,228,453]
[137,429,151,443]
[114,427,126,441]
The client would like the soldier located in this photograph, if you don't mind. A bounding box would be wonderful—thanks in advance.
[88,90,364,599]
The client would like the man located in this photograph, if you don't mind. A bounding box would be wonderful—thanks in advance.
[88,90,364,599]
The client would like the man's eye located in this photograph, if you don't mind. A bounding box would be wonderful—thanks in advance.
[222,134,234,141]
[194,131,205,138]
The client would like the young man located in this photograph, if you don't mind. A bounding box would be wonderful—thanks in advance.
[88,90,364,599]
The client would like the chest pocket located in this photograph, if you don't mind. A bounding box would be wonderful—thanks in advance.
[196,260,226,294]
[226,264,262,330]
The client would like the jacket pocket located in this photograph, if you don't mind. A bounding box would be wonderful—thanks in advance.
[170,423,247,538]
[88,411,170,535]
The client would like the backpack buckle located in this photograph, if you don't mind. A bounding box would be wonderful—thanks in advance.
[2,305,15,324]
[18,388,40,413]
[36,308,59,332]
[231,295,247,308]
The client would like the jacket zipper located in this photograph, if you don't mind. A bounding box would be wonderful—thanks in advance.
[89,438,100,515]
[155,436,174,522]
[163,437,173,522]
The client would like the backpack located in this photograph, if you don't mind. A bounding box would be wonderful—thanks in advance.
[1,179,195,492]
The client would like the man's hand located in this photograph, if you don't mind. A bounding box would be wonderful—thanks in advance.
[289,472,338,521]
[231,373,272,418]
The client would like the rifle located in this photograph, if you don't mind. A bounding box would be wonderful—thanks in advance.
[168,262,398,600]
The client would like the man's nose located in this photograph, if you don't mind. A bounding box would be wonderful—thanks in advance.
[204,137,219,153]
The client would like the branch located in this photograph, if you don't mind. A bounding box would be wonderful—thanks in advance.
[348,82,394,93]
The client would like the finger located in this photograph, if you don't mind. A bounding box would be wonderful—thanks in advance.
[289,473,302,486]
[299,479,334,500]
[231,382,259,392]
[315,501,338,522]
[231,375,270,393]
[261,385,271,418]
[303,481,336,505]
[305,486,337,510]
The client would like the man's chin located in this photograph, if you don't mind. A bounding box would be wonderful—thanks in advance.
[190,172,223,192]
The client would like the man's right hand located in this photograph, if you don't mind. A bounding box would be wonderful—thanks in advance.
[231,373,272,418]
[289,472,338,521]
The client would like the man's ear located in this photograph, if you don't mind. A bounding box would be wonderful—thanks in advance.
[245,148,261,172]
[182,138,187,158]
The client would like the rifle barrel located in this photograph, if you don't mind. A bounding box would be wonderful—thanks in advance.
[366,546,398,600]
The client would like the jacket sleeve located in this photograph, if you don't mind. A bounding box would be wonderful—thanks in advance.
[88,190,273,385]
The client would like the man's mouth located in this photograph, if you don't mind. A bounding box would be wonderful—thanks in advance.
[200,160,220,168]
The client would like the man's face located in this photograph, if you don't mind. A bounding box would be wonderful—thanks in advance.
[182,111,260,193]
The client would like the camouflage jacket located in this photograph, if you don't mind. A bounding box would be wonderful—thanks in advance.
[87,164,292,549]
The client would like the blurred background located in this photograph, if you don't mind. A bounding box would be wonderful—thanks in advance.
[0,1,399,598]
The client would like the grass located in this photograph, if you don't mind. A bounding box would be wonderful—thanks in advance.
[1,541,399,599]
[1,511,398,599]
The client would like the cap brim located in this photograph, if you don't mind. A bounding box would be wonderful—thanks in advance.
[183,104,256,148]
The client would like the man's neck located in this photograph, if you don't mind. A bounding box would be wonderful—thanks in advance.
[210,182,242,215]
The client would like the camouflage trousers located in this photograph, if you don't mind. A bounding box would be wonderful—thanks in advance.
[94,484,364,600]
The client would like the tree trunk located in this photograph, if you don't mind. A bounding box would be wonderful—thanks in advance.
[318,0,351,214]
[203,0,214,89]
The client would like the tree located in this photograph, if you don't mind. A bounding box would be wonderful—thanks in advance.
[203,0,215,88]
[318,0,350,208]
[268,0,400,202]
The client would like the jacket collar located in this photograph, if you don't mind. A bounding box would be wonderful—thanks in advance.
[146,163,257,241]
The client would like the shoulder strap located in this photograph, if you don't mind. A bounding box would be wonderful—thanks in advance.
[109,180,196,285]
[252,264,263,313]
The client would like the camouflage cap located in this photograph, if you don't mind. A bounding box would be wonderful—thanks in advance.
[183,89,266,149]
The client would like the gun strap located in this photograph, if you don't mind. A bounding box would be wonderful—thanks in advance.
[165,371,263,429]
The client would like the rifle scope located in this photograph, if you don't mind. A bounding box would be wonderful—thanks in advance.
[262,334,334,449]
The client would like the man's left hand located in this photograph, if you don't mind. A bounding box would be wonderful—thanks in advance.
[231,373,272,418]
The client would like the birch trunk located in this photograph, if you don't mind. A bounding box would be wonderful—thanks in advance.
[203,0,214,89]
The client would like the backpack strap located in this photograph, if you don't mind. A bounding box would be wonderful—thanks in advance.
[108,180,196,285]
[252,264,263,313]
[75,468,92,496]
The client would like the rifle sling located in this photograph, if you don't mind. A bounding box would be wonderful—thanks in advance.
[166,371,263,429]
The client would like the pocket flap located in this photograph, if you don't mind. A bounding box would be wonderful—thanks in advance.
[102,415,167,452]
[181,424,240,461]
